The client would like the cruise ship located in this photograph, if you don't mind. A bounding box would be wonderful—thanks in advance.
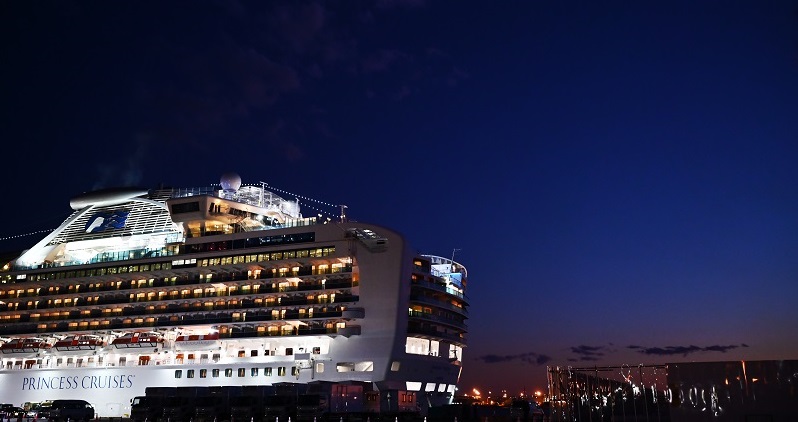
[0,173,468,417]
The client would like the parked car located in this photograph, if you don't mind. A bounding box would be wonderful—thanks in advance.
[25,400,94,422]
[0,406,26,421]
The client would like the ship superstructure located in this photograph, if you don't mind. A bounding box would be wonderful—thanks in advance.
[0,173,468,417]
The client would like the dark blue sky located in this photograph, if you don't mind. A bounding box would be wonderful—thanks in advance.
[2,1,797,394]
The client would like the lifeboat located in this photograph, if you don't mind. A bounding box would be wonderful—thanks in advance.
[54,335,106,351]
[111,331,164,349]
[1,337,51,354]
[174,332,220,350]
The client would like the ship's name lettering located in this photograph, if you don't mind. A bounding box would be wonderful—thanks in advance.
[21,374,135,390]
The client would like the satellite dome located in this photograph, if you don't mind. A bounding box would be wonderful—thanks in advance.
[220,172,242,192]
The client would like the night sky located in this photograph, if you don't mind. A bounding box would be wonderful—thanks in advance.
[2,1,798,395]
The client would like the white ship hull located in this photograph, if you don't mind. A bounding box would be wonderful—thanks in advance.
[1,344,460,417]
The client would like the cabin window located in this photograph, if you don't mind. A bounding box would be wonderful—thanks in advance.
[174,370,182,378]
[200,369,207,378]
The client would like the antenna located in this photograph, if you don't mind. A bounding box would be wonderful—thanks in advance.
[339,205,348,223]
[451,248,462,262]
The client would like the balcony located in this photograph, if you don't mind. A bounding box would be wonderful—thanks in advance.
[408,311,467,331]
[407,325,465,344]
[341,307,365,319]
[411,280,464,299]
[335,325,361,337]
[409,294,468,317]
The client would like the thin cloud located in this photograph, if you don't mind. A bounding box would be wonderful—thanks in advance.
[361,49,412,74]
[376,0,426,9]
[130,1,462,155]
[568,344,609,362]
[446,66,469,86]
[627,344,749,357]
[474,352,552,366]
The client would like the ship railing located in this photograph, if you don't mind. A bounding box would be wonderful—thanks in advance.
[170,185,287,209]
[409,294,468,316]
[14,272,354,306]
[0,299,361,335]
[406,326,465,344]
[411,279,464,299]
[408,311,466,330]
[11,243,181,271]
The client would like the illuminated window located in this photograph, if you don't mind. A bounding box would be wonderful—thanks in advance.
[406,382,422,391]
